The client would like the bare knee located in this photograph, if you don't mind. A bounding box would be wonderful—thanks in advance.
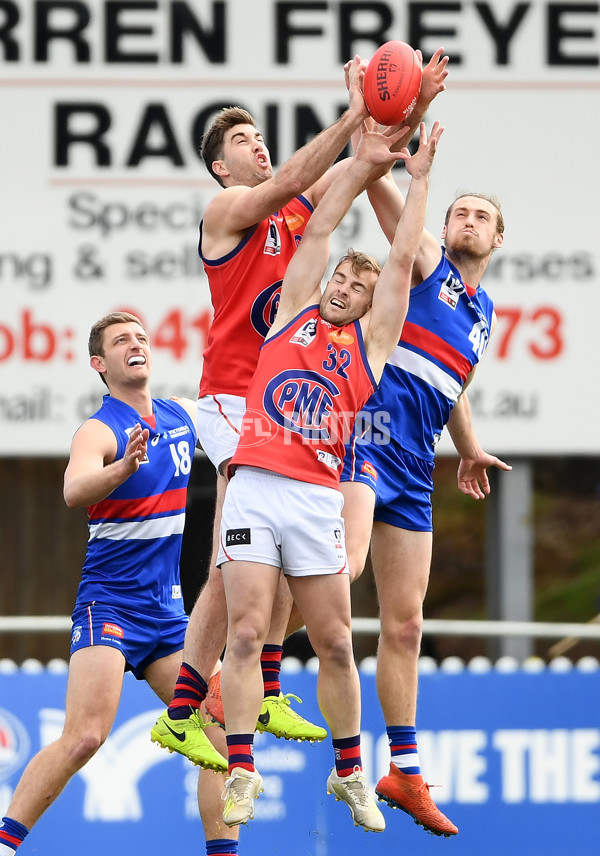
[380,613,423,657]
[313,631,355,671]
[62,729,106,770]
[228,620,264,663]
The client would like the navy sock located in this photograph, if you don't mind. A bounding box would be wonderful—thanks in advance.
[206,838,238,856]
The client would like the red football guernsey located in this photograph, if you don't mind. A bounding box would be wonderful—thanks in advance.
[231,306,377,489]
[199,196,313,398]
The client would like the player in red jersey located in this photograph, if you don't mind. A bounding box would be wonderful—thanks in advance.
[216,118,444,831]
[152,58,372,762]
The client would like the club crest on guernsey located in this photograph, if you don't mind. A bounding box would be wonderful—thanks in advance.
[438,271,465,309]
[263,369,340,441]
[290,318,318,347]
[251,281,282,337]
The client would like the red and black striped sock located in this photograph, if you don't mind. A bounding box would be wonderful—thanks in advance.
[261,644,282,698]
[332,735,362,777]
[226,733,255,774]
[167,662,208,720]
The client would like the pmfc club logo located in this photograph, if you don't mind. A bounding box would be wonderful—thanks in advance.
[0,708,30,781]
[251,281,282,338]
[263,369,340,441]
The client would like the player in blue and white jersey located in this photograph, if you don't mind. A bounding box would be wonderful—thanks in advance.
[0,313,236,856]
[340,179,511,837]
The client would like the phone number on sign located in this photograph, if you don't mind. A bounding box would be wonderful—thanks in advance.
[491,306,563,360]
[0,308,213,363]
[1,305,564,363]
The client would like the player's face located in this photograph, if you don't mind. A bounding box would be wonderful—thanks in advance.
[94,322,152,387]
[320,260,377,326]
[443,196,503,259]
[217,124,273,187]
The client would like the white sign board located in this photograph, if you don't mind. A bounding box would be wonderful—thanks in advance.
[1,1,598,455]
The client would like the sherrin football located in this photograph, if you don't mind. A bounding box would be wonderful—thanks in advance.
[363,41,422,125]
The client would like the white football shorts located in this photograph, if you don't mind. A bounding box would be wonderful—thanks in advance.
[217,466,348,577]
[196,394,246,474]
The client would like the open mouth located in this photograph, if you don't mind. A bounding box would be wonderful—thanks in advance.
[331,298,346,309]
[128,355,146,366]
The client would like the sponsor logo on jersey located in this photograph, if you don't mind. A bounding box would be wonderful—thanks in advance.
[71,625,82,644]
[168,425,190,438]
[361,461,378,479]
[438,271,465,309]
[0,708,30,781]
[263,369,340,441]
[251,280,282,338]
[290,318,318,347]
[225,528,251,546]
[102,622,124,639]
[264,219,281,256]
[316,449,342,469]
[329,329,354,345]
[171,585,182,599]
[284,212,305,231]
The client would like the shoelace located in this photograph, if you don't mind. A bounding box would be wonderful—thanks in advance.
[342,767,371,807]
[272,693,305,719]
[189,709,219,733]
[222,773,255,803]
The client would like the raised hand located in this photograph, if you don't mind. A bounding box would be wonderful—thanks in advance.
[396,121,444,179]
[416,47,450,109]
[344,55,369,121]
[355,121,413,169]
[123,423,149,474]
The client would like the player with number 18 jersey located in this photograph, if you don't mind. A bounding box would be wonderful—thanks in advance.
[76,395,197,617]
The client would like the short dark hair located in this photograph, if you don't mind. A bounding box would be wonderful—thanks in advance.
[200,107,257,187]
[88,312,146,387]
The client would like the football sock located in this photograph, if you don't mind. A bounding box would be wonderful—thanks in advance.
[387,725,421,775]
[332,735,362,777]
[0,817,29,853]
[226,734,255,774]
[260,644,283,698]
[206,839,238,856]
[167,662,208,720]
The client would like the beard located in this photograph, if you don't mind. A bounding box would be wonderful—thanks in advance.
[450,232,495,261]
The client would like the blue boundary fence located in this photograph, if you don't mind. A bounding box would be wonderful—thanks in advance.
[1,666,599,855]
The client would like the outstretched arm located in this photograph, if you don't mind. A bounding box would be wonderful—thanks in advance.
[365,122,444,382]
[203,57,368,241]
[313,47,450,207]
[64,419,149,507]
[363,48,449,277]
[447,392,512,498]
[272,124,409,332]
